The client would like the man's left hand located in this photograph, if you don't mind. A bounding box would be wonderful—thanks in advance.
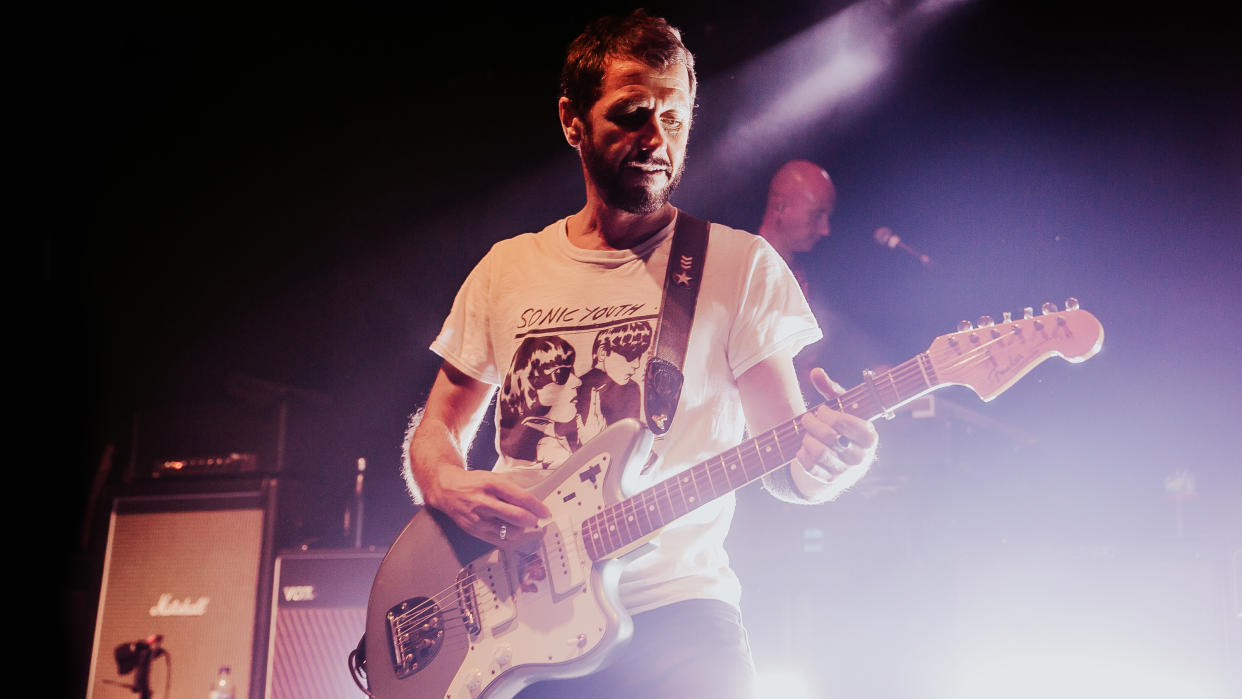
[795,367,878,479]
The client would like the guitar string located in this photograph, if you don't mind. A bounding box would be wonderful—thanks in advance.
[391,333,1021,634]
[387,556,534,617]
[390,560,618,646]
[585,349,940,535]
[389,549,565,635]
[584,342,1020,556]
[530,345,997,567]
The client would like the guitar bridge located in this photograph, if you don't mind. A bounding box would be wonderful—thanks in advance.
[455,568,482,636]
[384,596,445,679]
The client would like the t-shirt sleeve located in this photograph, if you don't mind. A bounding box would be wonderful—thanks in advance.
[429,249,501,385]
[727,234,823,378]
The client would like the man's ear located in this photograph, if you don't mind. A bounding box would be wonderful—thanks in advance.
[559,97,584,148]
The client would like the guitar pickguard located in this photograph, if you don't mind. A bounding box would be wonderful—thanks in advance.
[366,420,651,699]
[436,449,627,698]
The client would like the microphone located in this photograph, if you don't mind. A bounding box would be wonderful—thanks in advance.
[873,227,934,267]
[114,635,164,674]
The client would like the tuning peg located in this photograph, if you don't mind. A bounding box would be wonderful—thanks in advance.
[977,315,994,327]
[1041,301,1058,315]
[1002,311,1013,323]
[957,320,973,331]
[1065,297,1079,311]
[1023,307,1034,319]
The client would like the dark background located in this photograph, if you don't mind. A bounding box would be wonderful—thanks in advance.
[58,1,1239,696]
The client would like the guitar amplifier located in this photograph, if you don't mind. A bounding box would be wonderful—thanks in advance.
[151,452,260,479]
[87,478,278,699]
[264,549,385,699]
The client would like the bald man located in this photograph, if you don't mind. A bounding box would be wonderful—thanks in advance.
[757,159,844,383]
[757,160,836,282]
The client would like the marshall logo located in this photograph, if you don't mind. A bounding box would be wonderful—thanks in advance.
[282,585,316,602]
[149,593,209,617]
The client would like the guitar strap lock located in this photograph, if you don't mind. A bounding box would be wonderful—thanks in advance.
[643,356,684,433]
[643,212,710,435]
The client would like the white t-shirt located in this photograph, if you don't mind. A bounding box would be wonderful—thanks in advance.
[430,213,821,613]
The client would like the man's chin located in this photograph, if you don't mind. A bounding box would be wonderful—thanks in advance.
[607,186,670,215]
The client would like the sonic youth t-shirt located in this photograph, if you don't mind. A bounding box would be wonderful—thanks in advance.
[430,213,820,613]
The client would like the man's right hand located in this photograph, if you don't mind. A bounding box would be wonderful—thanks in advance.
[425,467,551,549]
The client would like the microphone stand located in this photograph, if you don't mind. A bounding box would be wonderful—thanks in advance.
[113,637,163,699]
[133,644,153,699]
[353,458,366,548]
[344,457,366,548]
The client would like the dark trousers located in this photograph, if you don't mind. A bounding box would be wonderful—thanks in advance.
[514,599,757,699]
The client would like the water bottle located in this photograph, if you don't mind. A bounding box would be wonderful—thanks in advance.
[209,665,235,699]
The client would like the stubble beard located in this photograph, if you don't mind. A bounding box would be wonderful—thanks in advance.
[580,135,683,215]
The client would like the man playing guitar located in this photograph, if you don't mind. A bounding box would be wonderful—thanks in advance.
[402,11,878,698]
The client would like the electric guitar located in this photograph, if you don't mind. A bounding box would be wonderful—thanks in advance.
[364,301,1103,698]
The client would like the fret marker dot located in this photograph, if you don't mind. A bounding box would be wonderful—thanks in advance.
[689,497,695,503]
[648,505,655,511]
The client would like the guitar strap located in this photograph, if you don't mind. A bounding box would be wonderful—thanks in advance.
[643,211,710,435]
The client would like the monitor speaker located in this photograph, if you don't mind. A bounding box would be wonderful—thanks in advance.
[87,479,278,699]
[264,549,384,698]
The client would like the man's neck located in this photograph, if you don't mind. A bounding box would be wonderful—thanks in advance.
[566,200,677,251]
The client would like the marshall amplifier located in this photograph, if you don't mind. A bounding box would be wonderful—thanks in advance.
[87,478,278,699]
[151,452,260,479]
[264,549,384,699]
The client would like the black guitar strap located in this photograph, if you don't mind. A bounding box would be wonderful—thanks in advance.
[643,211,710,435]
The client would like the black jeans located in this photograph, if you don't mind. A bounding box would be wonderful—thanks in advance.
[514,599,757,699]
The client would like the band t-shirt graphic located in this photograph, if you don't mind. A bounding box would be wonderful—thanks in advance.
[431,215,820,613]
[497,320,653,470]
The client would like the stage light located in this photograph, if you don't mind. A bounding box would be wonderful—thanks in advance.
[683,0,975,206]
[952,647,1230,699]
[711,0,896,164]
[754,666,815,699]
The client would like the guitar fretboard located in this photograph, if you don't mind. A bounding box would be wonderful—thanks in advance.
[581,352,939,560]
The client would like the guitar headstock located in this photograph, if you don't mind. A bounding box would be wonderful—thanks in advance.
[926,298,1104,402]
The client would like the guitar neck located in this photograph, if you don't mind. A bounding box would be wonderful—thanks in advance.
[581,353,939,561]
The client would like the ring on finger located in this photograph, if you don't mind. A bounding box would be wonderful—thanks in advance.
[830,433,852,455]
[498,523,508,541]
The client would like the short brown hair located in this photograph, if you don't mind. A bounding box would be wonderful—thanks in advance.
[560,9,697,116]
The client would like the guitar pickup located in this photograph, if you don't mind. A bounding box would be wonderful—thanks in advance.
[466,550,517,630]
[542,518,586,596]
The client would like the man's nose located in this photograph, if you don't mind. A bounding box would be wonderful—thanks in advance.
[637,115,666,151]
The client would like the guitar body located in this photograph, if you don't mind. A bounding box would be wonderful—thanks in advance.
[365,303,1104,699]
[365,419,654,699]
